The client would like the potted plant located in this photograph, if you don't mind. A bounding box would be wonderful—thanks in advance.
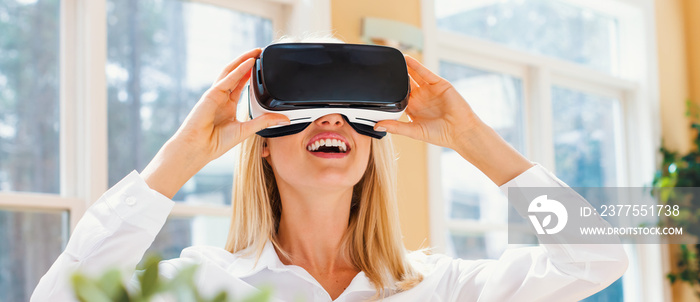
[655,101,700,297]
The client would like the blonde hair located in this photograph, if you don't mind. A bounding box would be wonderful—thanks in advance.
[225,36,423,298]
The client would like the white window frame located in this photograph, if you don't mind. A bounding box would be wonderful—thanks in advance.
[423,0,666,301]
[0,0,330,246]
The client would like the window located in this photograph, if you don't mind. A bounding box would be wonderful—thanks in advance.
[435,0,619,74]
[0,0,61,194]
[0,0,326,299]
[552,86,622,187]
[105,0,278,265]
[106,0,274,204]
[0,209,67,302]
[145,215,230,261]
[0,1,63,301]
[425,0,660,301]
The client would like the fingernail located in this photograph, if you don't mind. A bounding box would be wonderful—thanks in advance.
[375,126,387,132]
[277,120,290,126]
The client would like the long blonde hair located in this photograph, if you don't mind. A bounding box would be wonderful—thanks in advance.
[225,38,423,297]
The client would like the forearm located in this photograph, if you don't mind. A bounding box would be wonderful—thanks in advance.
[141,139,208,199]
[453,120,533,186]
[497,164,628,295]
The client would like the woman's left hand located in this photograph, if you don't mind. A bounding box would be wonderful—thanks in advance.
[373,55,482,151]
[375,55,533,185]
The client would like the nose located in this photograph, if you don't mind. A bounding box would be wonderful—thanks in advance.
[314,114,345,128]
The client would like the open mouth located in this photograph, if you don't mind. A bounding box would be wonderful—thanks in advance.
[306,138,349,154]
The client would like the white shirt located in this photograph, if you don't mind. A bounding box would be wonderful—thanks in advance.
[31,164,628,302]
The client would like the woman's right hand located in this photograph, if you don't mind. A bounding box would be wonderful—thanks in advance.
[141,48,289,199]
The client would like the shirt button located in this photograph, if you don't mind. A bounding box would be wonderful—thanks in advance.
[125,197,137,206]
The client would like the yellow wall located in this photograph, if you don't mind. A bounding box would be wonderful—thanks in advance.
[656,0,699,300]
[330,0,430,251]
[656,0,691,154]
[686,0,700,105]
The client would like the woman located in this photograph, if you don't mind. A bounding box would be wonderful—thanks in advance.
[32,45,628,301]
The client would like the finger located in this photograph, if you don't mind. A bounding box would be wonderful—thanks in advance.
[405,55,443,85]
[374,120,423,141]
[227,69,253,103]
[216,71,252,124]
[213,58,256,97]
[215,48,262,83]
[237,113,291,138]
[408,74,420,93]
[407,66,428,88]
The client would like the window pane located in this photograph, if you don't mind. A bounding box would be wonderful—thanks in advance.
[552,86,619,187]
[439,61,524,222]
[106,0,273,204]
[439,62,525,261]
[0,209,67,301]
[0,0,60,193]
[448,232,507,260]
[145,215,230,260]
[448,231,537,260]
[581,277,624,302]
[435,0,619,73]
[552,86,622,301]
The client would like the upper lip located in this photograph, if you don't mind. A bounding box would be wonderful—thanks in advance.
[306,132,351,151]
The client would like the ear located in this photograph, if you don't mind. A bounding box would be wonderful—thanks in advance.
[261,140,270,158]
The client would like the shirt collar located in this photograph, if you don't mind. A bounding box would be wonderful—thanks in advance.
[226,240,284,278]
[226,240,377,294]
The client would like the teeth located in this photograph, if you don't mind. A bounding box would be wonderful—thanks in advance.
[307,138,349,152]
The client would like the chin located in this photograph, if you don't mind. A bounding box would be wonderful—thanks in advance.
[304,170,363,189]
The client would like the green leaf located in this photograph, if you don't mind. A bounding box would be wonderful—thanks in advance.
[242,286,273,302]
[161,264,198,292]
[71,274,115,302]
[96,269,128,300]
[668,273,678,283]
[139,255,162,298]
[160,264,200,301]
[71,253,274,302]
[209,291,229,302]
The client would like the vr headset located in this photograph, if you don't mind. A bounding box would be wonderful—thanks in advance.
[247,43,409,139]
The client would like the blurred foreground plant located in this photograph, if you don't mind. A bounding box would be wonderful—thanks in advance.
[71,255,272,302]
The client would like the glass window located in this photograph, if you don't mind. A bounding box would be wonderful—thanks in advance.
[0,0,61,194]
[449,231,538,260]
[0,209,67,301]
[439,62,525,258]
[552,86,622,300]
[440,61,525,151]
[448,232,507,260]
[434,0,619,73]
[106,0,273,204]
[145,215,230,260]
[439,62,524,222]
[552,86,619,187]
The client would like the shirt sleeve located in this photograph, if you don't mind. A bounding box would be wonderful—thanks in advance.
[448,164,629,302]
[31,171,175,302]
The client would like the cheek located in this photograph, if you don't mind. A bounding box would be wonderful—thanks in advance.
[266,139,298,169]
[353,138,372,173]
